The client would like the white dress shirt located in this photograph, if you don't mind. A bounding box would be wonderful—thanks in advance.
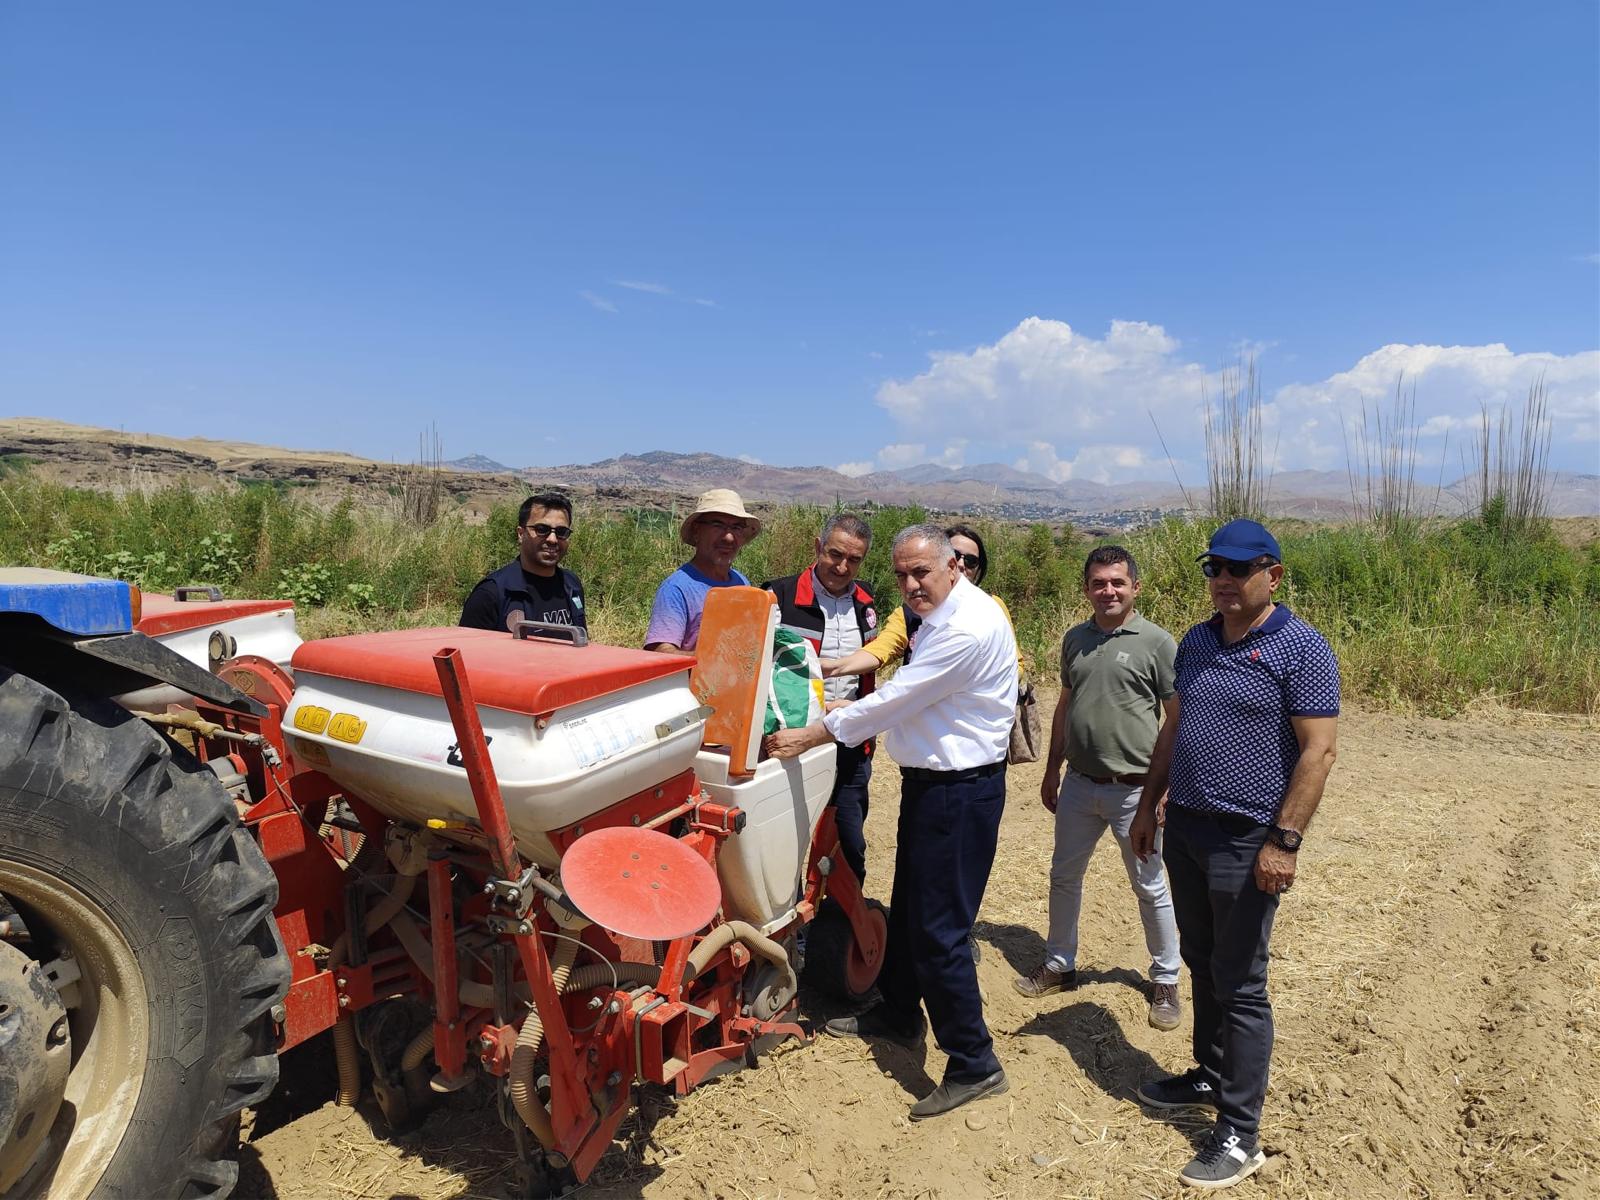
[823,575,1017,770]
[813,568,864,703]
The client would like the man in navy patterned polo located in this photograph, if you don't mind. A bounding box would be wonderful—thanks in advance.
[1128,519,1340,1190]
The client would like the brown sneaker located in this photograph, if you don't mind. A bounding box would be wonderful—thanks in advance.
[1149,981,1182,1031]
[1012,963,1077,998]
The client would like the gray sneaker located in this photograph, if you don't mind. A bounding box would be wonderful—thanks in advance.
[1136,1068,1218,1114]
[1149,982,1182,1031]
[1012,963,1077,998]
[1178,1124,1265,1189]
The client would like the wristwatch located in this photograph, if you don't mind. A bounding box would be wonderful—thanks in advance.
[1267,825,1302,852]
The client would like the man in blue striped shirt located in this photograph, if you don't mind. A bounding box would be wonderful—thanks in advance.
[1130,519,1340,1190]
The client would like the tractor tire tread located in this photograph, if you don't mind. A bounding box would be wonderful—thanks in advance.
[0,668,291,1199]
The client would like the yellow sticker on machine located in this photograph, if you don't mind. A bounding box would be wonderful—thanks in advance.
[293,705,331,734]
[328,713,368,744]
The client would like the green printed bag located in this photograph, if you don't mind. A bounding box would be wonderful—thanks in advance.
[762,627,826,735]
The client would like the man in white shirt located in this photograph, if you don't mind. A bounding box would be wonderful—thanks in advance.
[765,523,1017,1120]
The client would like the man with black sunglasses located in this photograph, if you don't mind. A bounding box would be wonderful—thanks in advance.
[459,492,588,633]
[1128,518,1339,1190]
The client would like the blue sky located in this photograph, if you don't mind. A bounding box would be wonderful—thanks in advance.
[2,3,1597,483]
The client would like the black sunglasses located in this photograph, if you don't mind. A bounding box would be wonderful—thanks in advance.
[1200,558,1275,579]
[524,522,572,540]
[955,552,981,570]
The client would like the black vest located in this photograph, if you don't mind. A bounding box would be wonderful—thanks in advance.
[484,560,587,632]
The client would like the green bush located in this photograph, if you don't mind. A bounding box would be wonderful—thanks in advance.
[1,472,1595,716]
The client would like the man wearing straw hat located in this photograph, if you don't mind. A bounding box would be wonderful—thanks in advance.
[644,488,762,653]
[1130,518,1340,1190]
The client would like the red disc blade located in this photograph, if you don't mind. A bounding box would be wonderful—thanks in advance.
[559,826,722,941]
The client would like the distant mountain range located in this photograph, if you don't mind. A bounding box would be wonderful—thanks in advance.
[4,419,1594,524]
[445,450,1600,521]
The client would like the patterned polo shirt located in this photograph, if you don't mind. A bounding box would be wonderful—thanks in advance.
[1168,604,1340,824]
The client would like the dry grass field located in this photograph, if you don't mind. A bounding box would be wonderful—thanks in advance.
[235,702,1598,1200]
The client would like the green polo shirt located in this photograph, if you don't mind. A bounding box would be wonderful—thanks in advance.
[1060,611,1177,777]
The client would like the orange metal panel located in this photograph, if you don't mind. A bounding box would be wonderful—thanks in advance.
[292,626,692,717]
[136,595,294,637]
[688,587,776,777]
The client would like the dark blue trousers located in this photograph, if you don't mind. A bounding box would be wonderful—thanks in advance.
[878,763,1005,1084]
[829,742,872,884]
[1162,805,1280,1139]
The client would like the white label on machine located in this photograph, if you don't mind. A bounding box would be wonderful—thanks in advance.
[563,711,643,768]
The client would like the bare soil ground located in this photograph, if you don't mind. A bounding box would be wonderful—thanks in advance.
[236,705,1599,1200]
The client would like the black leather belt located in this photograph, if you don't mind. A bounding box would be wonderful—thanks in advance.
[1071,767,1148,787]
[900,761,1005,784]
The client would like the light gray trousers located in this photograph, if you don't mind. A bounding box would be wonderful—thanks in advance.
[1045,770,1182,984]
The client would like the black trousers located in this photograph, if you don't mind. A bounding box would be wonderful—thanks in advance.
[829,742,872,884]
[1162,804,1280,1139]
[878,762,1006,1084]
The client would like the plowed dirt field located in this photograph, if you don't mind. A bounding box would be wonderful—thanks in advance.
[237,705,1599,1200]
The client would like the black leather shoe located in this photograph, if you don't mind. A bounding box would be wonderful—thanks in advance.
[909,1068,1009,1119]
[822,1006,926,1050]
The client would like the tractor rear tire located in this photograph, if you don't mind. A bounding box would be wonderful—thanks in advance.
[801,896,888,1004]
[0,668,291,1199]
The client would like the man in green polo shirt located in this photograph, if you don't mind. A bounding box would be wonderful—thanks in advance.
[1013,545,1183,1032]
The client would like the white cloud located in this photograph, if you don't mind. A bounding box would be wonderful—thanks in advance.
[579,290,618,314]
[1578,253,1600,266]
[1277,343,1600,451]
[877,317,1211,444]
[1015,441,1152,484]
[1419,414,1470,437]
[613,279,717,307]
[736,453,763,465]
[831,438,970,477]
[876,442,927,469]
[871,317,1600,479]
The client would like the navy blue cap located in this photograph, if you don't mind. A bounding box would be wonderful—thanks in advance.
[1198,518,1281,563]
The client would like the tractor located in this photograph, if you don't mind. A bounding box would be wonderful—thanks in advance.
[0,569,887,1198]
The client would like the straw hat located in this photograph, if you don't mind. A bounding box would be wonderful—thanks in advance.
[679,488,762,545]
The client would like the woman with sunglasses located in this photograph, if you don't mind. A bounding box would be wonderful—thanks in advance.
[822,523,1023,680]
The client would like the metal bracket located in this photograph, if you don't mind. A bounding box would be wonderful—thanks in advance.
[690,801,747,836]
[482,866,540,916]
[485,913,537,937]
[655,704,714,740]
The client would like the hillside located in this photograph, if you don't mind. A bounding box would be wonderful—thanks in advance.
[4,417,1597,521]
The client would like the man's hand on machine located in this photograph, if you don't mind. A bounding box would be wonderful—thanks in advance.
[762,723,834,759]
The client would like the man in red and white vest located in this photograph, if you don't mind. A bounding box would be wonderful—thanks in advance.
[763,513,879,884]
